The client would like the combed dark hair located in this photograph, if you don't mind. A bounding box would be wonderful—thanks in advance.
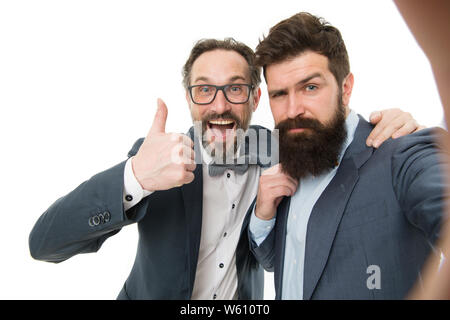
[182,38,261,89]
[255,12,350,86]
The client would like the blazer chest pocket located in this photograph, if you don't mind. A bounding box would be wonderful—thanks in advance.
[339,200,389,231]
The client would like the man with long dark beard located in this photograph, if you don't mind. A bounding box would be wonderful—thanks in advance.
[249,12,449,299]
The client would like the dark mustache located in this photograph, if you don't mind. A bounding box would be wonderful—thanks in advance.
[275,116,323,131]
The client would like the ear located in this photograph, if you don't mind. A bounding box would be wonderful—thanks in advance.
[341,72,354,107]
[251,87,262,112]
[185,90,192,109]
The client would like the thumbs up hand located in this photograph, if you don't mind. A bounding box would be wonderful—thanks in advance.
[131,98,196,191]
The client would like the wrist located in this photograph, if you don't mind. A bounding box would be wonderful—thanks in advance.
[254,204,275,221]
[130,156,146,189]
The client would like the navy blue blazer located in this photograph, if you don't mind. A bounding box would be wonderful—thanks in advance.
[251,116,449,299]
[29,125,272,299]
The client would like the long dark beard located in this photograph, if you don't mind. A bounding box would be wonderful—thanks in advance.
[276,103,347,181]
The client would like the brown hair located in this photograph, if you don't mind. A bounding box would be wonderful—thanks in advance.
[182,38,261,90]
[255,12,350,86]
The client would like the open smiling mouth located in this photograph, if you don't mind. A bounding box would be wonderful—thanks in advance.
[207,119,237,142]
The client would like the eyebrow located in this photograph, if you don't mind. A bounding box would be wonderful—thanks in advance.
[192,75,248,84]
[268,72,324,96]
[296,72,323,86]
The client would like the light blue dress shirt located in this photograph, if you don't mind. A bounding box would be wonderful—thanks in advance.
[249,110,360,299]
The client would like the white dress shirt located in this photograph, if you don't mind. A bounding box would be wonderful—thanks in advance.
[122,144,260,300]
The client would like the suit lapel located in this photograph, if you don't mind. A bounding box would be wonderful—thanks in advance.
[180,163,203,296]
[275,196,291,299]
[181,127,204,296]
[302,158,359,299]
[302,116,374,300]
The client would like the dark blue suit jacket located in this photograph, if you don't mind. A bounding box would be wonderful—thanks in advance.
[251,116,448,299]
[29,125,271,299]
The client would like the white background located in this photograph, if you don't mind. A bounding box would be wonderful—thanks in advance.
[0,0,443,299]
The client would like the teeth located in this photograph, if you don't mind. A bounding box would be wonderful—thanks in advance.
[209,120,235,125]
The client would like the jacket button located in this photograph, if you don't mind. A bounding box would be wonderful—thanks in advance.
[103,211,111,222]
[125,194,133,202]
[219,263,224,268]
[92,215,101,226]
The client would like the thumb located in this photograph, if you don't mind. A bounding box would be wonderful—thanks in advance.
[149,98,168,135]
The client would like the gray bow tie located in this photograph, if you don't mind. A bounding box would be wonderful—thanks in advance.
[208,162,250,176]
[208,152,265,177]
[202,128,277,177]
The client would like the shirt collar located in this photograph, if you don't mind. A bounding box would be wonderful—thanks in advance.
[338,109,359,163]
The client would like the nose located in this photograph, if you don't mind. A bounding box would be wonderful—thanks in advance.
[287,92,305,119]
[211,89,231,115]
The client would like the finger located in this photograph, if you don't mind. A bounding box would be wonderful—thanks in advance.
[369,111,382,124]
[367,109,403,146]
[263,175,298,196]
[149,98,168,135]
[271,185,295,198]
[414,125,427,132]
[261,169,298,188]
[262,164,282,176]
[172,147,194,165]
[284,175,299,190]
[182,135,195,149]
[170,133,195,149]
[179,144,195,161]
[179,146,196,170]
[278,164,300,185]
[367,117,390,147]
[274,197,283,208]
[392,120,420,139]
[182,171,195,185]
[274,172,299,193]
[367,113,402,147]
[372,114,411,147]
[280,177,299,196]
[184,161,197,172]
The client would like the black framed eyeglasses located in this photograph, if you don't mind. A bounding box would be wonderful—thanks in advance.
[188,84,254,105]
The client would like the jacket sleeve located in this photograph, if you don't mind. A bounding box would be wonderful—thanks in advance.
[247,199,276,272]
[29,138,147,263]
[391,127,450,245]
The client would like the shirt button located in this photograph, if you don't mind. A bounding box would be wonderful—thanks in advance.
[231,204,235,209]
[219,263,224,268]
[125,194,133,202]
[226,173,231,178]
[213,294,217,299]
[223,232,227,237]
